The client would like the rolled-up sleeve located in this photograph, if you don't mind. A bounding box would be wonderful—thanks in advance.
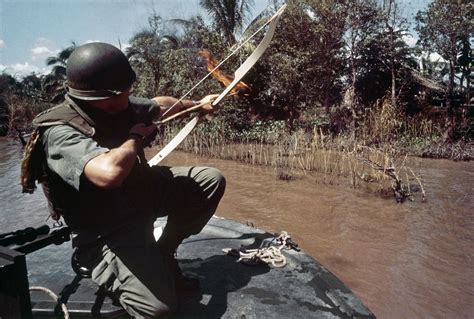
[43,125,109,190]
[129,96,162,123]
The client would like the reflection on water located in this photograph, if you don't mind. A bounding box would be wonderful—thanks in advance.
[0,138,49,232]
[1,138,473,318]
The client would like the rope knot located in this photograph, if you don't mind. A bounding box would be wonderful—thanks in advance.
[223,231,299,268]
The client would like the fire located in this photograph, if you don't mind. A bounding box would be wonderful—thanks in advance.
[198,49,251,96]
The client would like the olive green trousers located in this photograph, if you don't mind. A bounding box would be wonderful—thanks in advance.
[78,166,226,318]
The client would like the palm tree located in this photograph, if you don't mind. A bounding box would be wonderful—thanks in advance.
[199,0,254,45]
[42,42,76,102]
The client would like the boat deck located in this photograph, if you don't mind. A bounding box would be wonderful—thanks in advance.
[27,217,374,318]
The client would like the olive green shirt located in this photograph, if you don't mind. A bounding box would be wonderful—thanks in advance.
[42,95,161,191]
[40,96,160,247]
[43,125,109,191]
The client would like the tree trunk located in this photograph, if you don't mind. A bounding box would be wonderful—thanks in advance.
[391,65,397,108]
[467,70,472,109]
[350,61,358,138]
[387,0,397,109]
[444,59,456,141]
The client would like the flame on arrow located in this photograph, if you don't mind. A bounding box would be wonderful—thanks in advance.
[198,49,251,97]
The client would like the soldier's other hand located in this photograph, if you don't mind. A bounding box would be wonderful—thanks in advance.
[199,94,220,114]
[129,123,158,147]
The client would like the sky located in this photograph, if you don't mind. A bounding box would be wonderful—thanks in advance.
[0,0,431,78]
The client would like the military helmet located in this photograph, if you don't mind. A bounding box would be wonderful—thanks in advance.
[66,42,136,100]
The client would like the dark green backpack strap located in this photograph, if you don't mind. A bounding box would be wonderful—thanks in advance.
[33,98,95,137]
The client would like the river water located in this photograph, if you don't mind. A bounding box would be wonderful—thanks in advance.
[1,137,473,318]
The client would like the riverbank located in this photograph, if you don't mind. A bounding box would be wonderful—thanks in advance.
[395,135,473,161]
[4,106,473,163]
[152,125,472,203]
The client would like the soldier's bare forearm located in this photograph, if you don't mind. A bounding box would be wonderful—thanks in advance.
[84,137,142,189]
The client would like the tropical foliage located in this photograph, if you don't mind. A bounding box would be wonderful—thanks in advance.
[199,0,255,44]
[0,73,51,135]
[42,43,76,103]
[0,0,472,158]
[415,0,473,139]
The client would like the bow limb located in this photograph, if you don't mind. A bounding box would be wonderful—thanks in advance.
[148,5,287,166]
[211,4,287,107]
[147,116,199,166]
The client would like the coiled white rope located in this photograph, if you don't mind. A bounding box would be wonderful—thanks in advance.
[223,231,294,268]
[29,286,70,319]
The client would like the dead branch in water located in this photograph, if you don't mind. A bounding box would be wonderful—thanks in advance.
[354,152,412,203]
[408,167,427,202]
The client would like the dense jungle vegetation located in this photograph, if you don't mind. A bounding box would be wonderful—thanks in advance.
[1,0,472,162]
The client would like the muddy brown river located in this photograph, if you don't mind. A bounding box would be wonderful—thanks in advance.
[1,138,473,318]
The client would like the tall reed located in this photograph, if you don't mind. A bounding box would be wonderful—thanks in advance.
[156,121,418,196]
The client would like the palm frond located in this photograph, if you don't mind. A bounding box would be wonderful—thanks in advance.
[161,35,180,48]
[58,46,75,61]
[240,9,270,40]
[51,65,66,77]
[129,30,157,43]
[167,18,200,30]
[46,57,63,66]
